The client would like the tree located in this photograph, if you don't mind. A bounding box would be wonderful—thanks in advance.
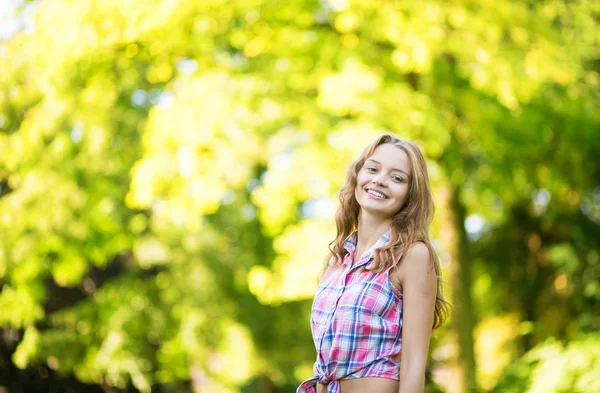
[0,1,598,392]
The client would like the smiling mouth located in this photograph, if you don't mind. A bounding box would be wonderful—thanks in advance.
[365,188,387,199]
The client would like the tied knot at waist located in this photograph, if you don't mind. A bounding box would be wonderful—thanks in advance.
[316,374,340,393]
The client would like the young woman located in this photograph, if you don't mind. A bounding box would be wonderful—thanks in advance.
[297,133,449,393]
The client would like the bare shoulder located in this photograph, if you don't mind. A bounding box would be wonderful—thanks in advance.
[389,241,435,290]
[402,241,433,273]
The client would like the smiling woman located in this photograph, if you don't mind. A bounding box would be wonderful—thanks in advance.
[355,144,412,222]
[297,133,449,393]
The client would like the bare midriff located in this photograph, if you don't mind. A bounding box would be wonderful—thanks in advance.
[316,377,399,393]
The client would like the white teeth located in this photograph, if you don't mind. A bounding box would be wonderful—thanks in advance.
[367,189,385,198]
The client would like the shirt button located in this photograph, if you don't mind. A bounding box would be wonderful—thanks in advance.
[331,305,335,309]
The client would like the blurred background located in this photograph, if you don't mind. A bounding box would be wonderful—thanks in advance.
[0,0,599,392]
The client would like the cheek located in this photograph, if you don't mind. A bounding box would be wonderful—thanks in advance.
[391,185,409,201]
[355,173,368,189]
[356,172,366,183]
[354,183,361,198]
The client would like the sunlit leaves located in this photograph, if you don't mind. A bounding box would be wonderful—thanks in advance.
[133,237,170,268]
[249,219,335,303]
[492,334,600,393]
[474,314,520,390]
[51,251,88,287]
[127,72,263,216]
[251,137,356,236]
[318,59,380,116]
[207,323,256,385]
[0,286,45,327]
[12,326,41,369]
[0,0,598,391]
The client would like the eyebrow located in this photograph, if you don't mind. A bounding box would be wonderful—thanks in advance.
[365,159,410,177]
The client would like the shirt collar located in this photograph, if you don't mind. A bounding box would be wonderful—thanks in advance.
[342,228,391,268]
[342,231,358,255]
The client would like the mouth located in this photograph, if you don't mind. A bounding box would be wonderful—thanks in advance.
[365,188,388,199]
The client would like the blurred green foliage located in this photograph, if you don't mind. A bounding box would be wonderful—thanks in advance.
[0,0,598,392]
[491,334,600,393]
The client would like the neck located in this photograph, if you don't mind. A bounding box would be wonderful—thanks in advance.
[355,211,391,258]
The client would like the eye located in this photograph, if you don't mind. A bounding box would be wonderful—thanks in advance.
[366,167,377,172]
[393,176,404,183]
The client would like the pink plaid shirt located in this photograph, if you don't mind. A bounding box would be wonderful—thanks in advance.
[297,228,403,393]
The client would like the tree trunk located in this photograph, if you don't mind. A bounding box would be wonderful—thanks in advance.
[440,184,477,393]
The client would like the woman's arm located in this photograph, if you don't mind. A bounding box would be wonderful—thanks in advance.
[392,242,437,393]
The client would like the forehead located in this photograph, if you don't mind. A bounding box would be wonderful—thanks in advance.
[366,143,410,171]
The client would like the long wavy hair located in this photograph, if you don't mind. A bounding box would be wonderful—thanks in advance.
[323,133,449,329]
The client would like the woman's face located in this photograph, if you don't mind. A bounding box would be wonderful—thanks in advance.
[354,143,411,219]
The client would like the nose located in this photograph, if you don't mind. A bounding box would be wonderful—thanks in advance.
[371,175,386,187]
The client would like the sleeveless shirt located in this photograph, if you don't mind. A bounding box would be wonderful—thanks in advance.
[296,228,403,393]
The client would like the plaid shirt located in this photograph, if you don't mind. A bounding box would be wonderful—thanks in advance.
[296,228,403,393]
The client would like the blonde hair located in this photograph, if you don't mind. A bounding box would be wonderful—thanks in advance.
[323,133,449,329]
